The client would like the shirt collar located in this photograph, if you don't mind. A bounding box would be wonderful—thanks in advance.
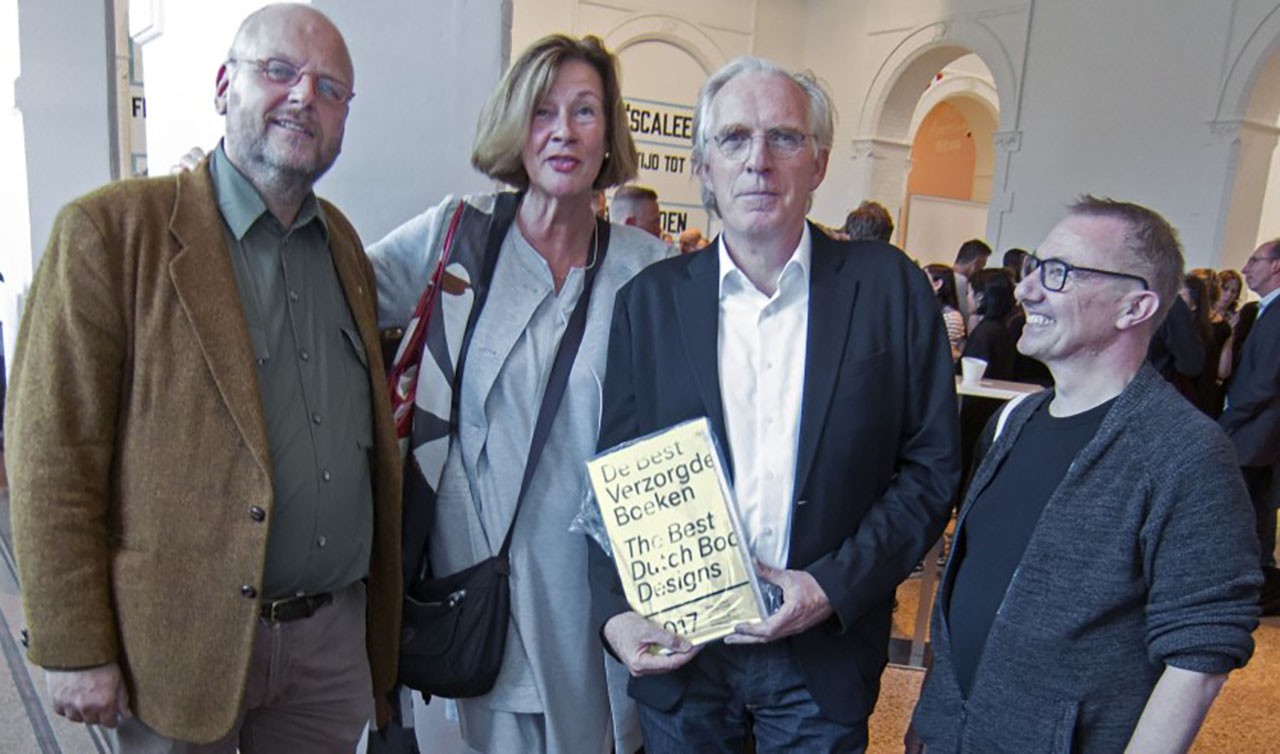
[717,223,812,298]
[210,141,326,240]
[1258,287,1280,314]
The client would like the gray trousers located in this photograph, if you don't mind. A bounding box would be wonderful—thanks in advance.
[114,580,373,753]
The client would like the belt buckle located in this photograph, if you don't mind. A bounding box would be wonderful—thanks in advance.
[263,596,297,623]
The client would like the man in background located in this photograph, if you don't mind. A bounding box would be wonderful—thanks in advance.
[678,227,709,254]
[843,199,894,243]
[611,184,664,238]
[954,238,992,323]
[1220,238,1280,574]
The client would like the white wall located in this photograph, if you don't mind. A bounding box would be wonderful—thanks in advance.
[995,0,1236,265]
[1,0,31,376]
[16,0,115,268]
[1256,133,1280,252]
[312,0,505,242]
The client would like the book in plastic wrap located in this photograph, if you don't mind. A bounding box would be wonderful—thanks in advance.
[586,417,767,644]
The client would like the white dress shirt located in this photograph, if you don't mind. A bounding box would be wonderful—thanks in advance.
[717,226,811,569]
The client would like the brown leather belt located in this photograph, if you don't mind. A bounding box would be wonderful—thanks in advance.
[260,592,332,623]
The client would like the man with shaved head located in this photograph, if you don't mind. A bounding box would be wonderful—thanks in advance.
[6,4,401,750]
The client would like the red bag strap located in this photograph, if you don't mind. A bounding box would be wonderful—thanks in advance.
[389,201,467,439]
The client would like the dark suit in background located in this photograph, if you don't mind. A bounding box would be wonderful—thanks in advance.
[1220,301,1280,566]
[588,227,959,730]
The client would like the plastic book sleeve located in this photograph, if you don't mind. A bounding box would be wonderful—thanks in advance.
[572,418,771,645]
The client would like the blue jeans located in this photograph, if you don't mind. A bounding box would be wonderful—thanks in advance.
[637,642,868,754]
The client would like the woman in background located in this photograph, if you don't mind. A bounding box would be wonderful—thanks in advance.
[960,268,1017,381]
[1217,268,1257,383]
[1187,269,1229,416]
[370,34,668,753]
[925,263,966,361]
[957,268,1018,481]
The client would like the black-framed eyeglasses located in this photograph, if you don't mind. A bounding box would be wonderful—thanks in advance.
[712,127,811,161]
[227,57,354,104]
[1022,253,1149,292]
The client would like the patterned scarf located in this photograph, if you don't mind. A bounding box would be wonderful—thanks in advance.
[392,193,521,584]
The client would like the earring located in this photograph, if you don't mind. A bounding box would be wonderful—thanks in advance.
[604,151,611,161]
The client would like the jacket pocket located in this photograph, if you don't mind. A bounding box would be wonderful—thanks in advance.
[963,697,1080,754]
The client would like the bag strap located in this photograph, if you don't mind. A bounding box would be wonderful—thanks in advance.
[497,218,612,561]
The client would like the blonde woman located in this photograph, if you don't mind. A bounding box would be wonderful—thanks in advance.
[369,35,667,753]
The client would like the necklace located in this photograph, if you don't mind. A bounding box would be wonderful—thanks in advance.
[583,220,599,271]
[552,221,598,284]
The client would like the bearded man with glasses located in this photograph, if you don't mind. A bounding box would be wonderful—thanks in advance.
[908,196,1260,754]
[6,5,400,751]
[589,56,959,753]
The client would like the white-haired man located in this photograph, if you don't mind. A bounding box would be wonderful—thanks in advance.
[588,56,958,752]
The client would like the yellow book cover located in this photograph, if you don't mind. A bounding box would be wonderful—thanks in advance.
[587,418,766,644]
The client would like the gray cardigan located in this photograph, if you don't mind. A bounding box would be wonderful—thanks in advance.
[912,365,1261,754]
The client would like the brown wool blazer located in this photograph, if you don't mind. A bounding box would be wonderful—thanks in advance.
[5,161,402,743]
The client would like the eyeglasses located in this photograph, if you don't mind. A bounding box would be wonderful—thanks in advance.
[1022,253,1149,292]
[711,127,811,161]
[1243,254,1279,267]
[228,57,354,105]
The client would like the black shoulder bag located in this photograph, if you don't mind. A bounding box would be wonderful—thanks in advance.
[398,219,611,698]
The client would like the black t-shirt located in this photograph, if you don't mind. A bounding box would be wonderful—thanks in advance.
[946,395,1114,697]
[962,318,1016,380]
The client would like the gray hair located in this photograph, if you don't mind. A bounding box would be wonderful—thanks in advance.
[690,56,836,215]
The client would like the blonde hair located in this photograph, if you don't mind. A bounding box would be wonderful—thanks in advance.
[471,34,637,190]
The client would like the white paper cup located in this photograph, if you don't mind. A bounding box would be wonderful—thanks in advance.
[960,356,988,384]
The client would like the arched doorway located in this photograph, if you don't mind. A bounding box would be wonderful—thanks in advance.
[1214,7,1280,271]
[850,20,1019,256]
[605,17,725,241]
[902,55,999,264]
[1228,44,1280,270]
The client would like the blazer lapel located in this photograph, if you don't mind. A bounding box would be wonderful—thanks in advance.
[674,247,733,475]
[167,164,271,476]
[792,229,858,502]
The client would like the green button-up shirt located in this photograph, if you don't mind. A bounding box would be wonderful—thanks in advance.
[210,145,373,600]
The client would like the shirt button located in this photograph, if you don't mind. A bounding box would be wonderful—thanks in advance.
[248,506,266,522]
[256,358,266,366]
[240,584,257,599]
[289,290,300,302]
[299,349,310,362]
[317,536,327,548]
[321,469,332,482]
[312,412,322,425]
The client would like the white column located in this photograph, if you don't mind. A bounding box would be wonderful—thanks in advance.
[16,0,115,270]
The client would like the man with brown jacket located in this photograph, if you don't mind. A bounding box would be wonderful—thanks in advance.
[5,4,400,750]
